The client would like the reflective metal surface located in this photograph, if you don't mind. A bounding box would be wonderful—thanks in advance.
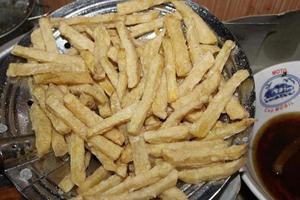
[0,0,255,199]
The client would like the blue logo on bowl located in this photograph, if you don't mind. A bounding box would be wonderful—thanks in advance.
[260,74,300,107]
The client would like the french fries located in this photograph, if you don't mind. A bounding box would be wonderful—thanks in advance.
[8,1,253,199]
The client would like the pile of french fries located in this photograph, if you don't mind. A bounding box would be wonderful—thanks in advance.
[7,0,255,199]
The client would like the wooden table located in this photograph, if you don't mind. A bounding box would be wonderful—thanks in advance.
[1,0,300,199]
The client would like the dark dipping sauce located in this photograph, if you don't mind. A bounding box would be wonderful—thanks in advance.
[253,113,300,200]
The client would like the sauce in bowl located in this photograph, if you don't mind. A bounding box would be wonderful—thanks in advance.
[253,113,300,200]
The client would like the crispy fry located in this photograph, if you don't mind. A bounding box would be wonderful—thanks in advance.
[39,17,58,53]
[30,103,52,157]
[30,28,45,50]
[110,92,122,114]
[129,136,151,175]
[125,10,160,25]
[70,133,86,186]
[172,1,217,44]
[121,78,145,108]
[79,93,96,109]
[225,96,250,120]
[127,54,162,135]
[116,21,140,88]
[46,95,88,139]
[77,167,111,194]
[162,38,178,103]
[160,187,188,200]
[190,70,250,138]
[80,50,96,74]
[89,103,137,135]
[178,158,246,183]
[143,125,190,144]
[130,17,164,38]
[98,102,112,118]
[102,170,178,200]
[165,15,192,76]
[99,78,115,97]
[205,118,255,140]
[69,84,107,104]
[107,45,119,63]
[116,49,127,100]
[89,135,123,160]
[152,71,168,119]
[117,0,169,15]
[51,129,68,157]
[162,96,208,128]
[34,72,93,85]
[59,22,94,52]
[7,63,86,77]
[100,58,119,88]
[11,45,85,68]
[104,128,125,146]
[185,110,203,123]
[178,52,214,97]
[58,174,74,193]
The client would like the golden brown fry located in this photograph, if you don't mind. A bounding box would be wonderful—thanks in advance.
[104,128,125,146]
[172,0,217,44]
[163,96,208,128]
[129,136,151,175]
[89,103,137,135]
[7,63,86,77]
[100,58,119,88]
[129,17,164,38]
[80,50,96,74]
[125,10,160,25]
[58,174,74,193]
[164,15,192,76]
[39,17,58,53]
[77,167,111,194]
[107,45,119,63]
[185,110,203,123]
[116,21,140,88]
[79,93,96,109]
[46,95,88,139]
[190,70,250,138]
[178,52,215,97]
[104,162,173,195]
[143,125,190,144]
[152,71,168,119]
[30,103,52,157]
[178,158,246,183]
[89,135,123,161]
[69,84,108,104]
[12,45,85,68]
[162,144,247,166]
[59,22,94,52]
[225,96,250,120]
[162,38,178,103]
[205,118,255,140]
[34,72,93,85]
[99,78,115,97]
[98,102,112,118]
[102,170,178,200]
[121,78,145,108]
[160,187,188,200]
[51,129,68,157]
[30,28,45,50]
[116,49,127,100]
[117,0,169,15]
[127,54,162,135]
[70,133,86,186]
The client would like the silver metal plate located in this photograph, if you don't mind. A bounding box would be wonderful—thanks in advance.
[0,0,255,199]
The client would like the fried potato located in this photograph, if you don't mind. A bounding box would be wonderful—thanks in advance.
[51,129,68,157]
[30,28,45,50]
[80,50,96,74]
[178,158,246,183]
[143,125,190,144]
[160,187,188,200]
[104,128,125,146]
[99,78,115,97]
[116,21,140,88]
[12,45,85,68]
[162,38,178,103]
[116,49,127,100]
[58,174,74,193]
[77,167,111,194]
[125,10,160,25]
[121,78,145,108]
[69,84,107,104]
[39,17,58,53]
[100,58,119,88]
[172,1,217,44]
[98,102,112,118]
[129,17,164,38]
[7,63,86,77]
[185,110,204,123]
[101,170,178,200]
[129,136,151,175]
[164,15,192,76]
[70,133,86,186]
[107,45,119,63]
[89,103,137,136]
[205,118,255,140]
[225,96,250,120]
[34,72,93,85]
[190,70,250,138]
[127,54,162,135]
[110,92,122,114]
[30,103,52,157]
[117,0,170,15]
[152,71,168,119]
[79,93,96,109]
